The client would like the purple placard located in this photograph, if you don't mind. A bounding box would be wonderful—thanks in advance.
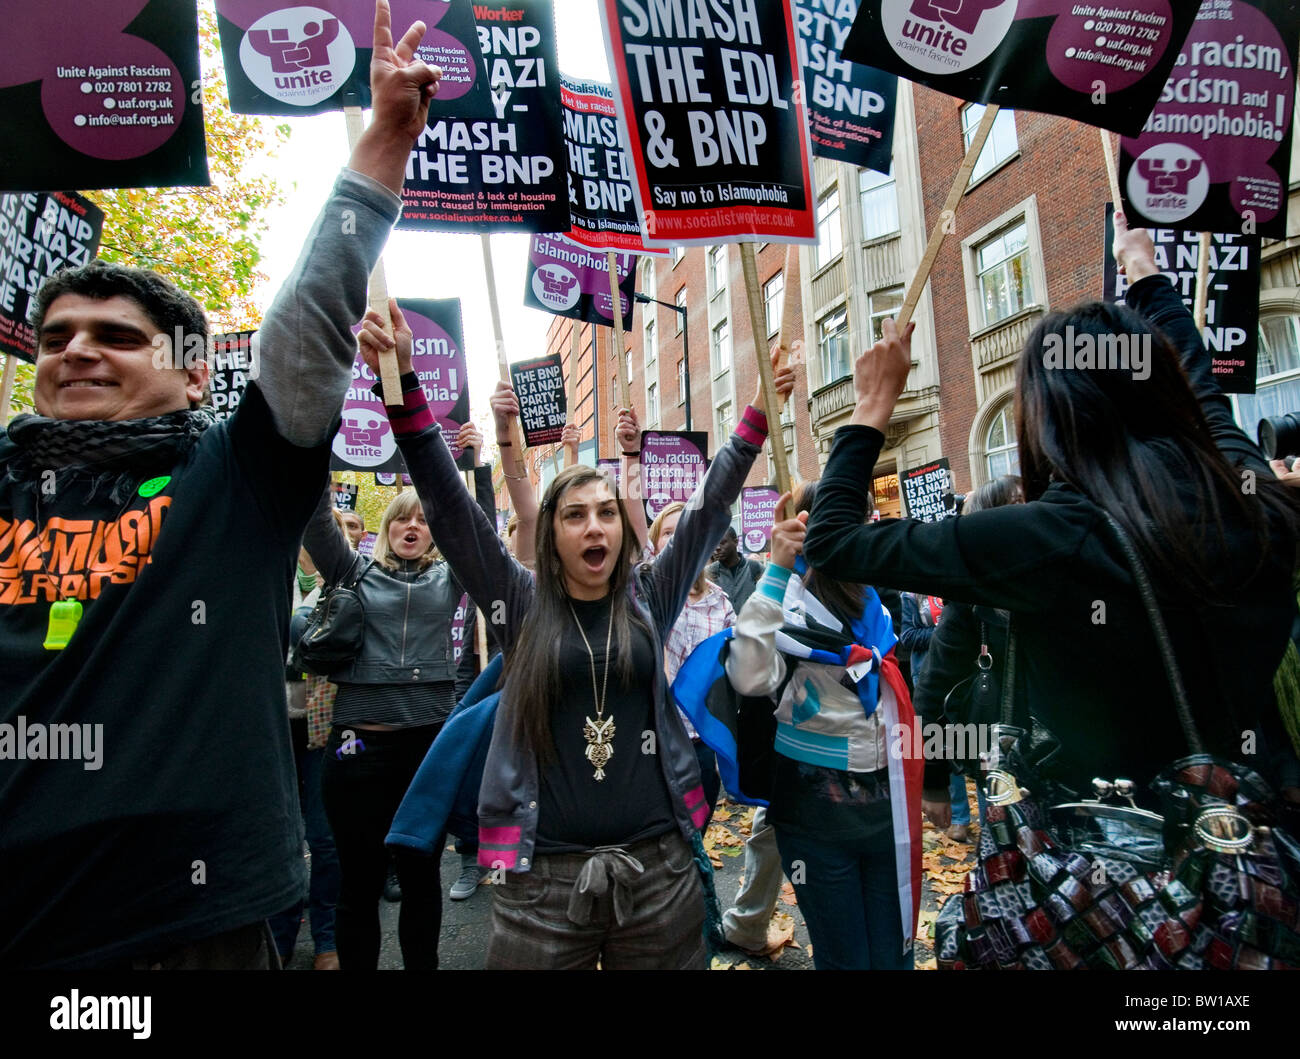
[740,486,781,556]
[596,457,623,494]
[1,0,209,191]
[215,1,486,115]
[842,0,1204,138]
[332,298,469,473]
[522,233,636,330]
[356,532,377,557]
[640,430,708,521]
[1120,1,1297,239]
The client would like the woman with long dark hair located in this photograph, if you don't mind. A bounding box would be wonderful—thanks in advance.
[804,215,1300,801]
[357,302,794,969]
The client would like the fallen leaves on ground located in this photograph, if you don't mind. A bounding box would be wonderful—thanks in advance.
[779,880,797,907]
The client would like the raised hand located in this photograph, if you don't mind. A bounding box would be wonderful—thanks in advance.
[1112,210,1160,284]
[752,343,797,414]
[616,406,640,454]
[850,317,914,433]
[769,491,808,570]
[457,421,483,461]
[357,298,413,377]
[489,380,519,442]
[370,0,441,142]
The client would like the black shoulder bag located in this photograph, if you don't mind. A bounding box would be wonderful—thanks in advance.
[936,513,1300,970]
[291,553,371,677]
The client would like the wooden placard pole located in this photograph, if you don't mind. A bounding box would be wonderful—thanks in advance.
[0,354,15,427]
[1194,231,1213,332]
[566,324,581,466]
[1099,129,1124,211]
[739,242,791,517]
[774,244,796,413]
[344,106,402,407]
[608,251,631,410]
[897,103,1000,331]
[479,234,528,477]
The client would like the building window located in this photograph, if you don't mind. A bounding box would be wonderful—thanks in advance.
[677,357,687,404]
[675,287,687,333]
[963,103,1018,183]
[868,286,906,342]
[976,221,1034,326]
[671,244,685,265]
[859,166,900,240]
[647,382,658,424]
[645,318,657,367]
[712,318,731,374]
[817,307,850,384]
[1235,314,1300,434]
[625,346,633,383]
[815,189,842,270]
[716,399,733,444]
[985,403,1021,479]
[707,245,727,296]
[642,258,656,303]
[763,272,784,337]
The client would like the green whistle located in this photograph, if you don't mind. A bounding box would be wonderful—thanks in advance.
[43,599,83,651]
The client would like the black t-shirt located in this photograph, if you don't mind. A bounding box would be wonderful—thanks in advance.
[536,593,676,853]
[0,386,322,968]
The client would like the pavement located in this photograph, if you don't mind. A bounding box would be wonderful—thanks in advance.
[284,784,981,971]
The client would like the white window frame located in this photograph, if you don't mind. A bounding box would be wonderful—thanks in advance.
[712,318,732,375]
[707,245,727,298]
[815,189,842,270]
[817,305,850,386]
[960,196,1048,336]
[868,286,906,343]
[859,165,900,241]
[764,272,784,338]
[962,103,1019,185]
[984,401,1020,480]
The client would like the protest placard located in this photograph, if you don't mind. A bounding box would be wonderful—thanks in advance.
[0,192,103,361]
[793,0,896,171]
[842,1,1203,138]
[1118,0,1297,239]
[1,0,209,191]
[901,457,954,522]
[509,352,567,446]
[207,330,259,422]
[332,298,469,472]
[561,75,667,254]
[331,482,359,510]
[1102,204,1260,393]
[399,0,568,232]
[216,0,487,115]
[600,0,817,245]
[740,485,780,554]
[640,430,708,520]
[522,234,637,330]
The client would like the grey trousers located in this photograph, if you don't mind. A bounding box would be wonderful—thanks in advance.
[721,806,784,950]
[485,830,707,970]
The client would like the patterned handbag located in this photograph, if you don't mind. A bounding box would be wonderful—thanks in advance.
[936,514,1300,970]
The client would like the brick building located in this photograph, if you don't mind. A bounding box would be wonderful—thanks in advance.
[508,82,1300,523]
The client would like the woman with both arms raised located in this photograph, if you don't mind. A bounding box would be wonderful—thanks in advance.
[356,301,794,969]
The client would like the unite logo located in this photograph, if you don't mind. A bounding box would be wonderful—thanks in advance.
[239,6,355,107]
[1128,143,1209,223]
[882,0,1019,75]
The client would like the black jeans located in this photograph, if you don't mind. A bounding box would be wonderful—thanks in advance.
[321,723,442,970]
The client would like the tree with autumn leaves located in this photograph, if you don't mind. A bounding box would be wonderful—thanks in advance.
[6,0,289,417]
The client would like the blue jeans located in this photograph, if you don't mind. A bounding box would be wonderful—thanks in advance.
[270,723,339,960]
[774,825,914,971]
[949,772,988,828]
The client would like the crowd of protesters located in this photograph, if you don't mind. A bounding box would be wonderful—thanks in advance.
[3,3,1300,973]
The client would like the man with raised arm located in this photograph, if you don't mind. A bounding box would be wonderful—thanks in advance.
[0,2,439,969]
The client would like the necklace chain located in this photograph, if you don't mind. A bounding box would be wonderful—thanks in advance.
[568,600,613,718]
